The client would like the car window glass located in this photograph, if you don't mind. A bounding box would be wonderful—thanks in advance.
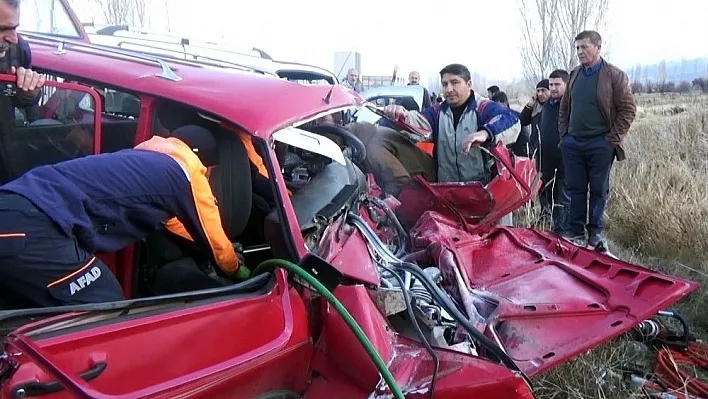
[57,84,140,154]
[2,72,142,183]
[2,83,97,182]
[19,0,81,37]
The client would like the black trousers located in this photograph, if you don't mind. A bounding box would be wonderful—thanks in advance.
[0,192,124,308]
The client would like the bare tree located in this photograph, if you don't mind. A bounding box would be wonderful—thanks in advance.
[92,0,151,27]
[518,0,560,87]
[132,0,151,28]
[518,0,610,87]
[163,0,171,32]
[554,0,609,71]
[633,64,642,83]
[657,60,667,85]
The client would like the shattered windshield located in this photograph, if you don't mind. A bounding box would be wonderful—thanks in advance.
[20,0,81,38]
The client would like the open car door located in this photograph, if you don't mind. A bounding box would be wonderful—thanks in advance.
[0,74,102,182]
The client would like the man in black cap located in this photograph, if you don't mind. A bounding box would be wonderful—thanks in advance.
[0,125,248,308]
[521,79,550,158]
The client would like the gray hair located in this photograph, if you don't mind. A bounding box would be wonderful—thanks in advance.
[575,30,602,46]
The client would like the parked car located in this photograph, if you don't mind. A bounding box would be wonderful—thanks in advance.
[0,1,699,399]
[18,0,339,86]
[83,24,340,86]
[353,85,427,125]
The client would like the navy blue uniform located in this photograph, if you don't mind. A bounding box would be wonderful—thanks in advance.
[0,131,240,308]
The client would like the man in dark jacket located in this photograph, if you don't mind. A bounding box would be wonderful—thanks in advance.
[408,71,431,109]
[491,91,531,157]
[520,79,550,158]
[559,30,637,249]
[538,69,570,234]
[0,0,47,180]
[381,64,520,195]
[0,126,249,308]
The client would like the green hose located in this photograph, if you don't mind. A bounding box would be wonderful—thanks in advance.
[254,259,405,399]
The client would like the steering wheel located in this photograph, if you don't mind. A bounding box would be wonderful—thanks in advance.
[307,122,367,164]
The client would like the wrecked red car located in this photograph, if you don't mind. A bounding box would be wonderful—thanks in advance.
[0,2,700,398]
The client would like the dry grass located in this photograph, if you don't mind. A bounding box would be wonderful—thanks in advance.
[513,93,708,398]
[606,92,708,330]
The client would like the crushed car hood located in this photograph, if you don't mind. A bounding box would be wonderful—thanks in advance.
[396,142,542,235]
[405,212,699,375]
[373,142,698,375]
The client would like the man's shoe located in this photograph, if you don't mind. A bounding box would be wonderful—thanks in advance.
[562,233,586,247]
[588,234,608,252]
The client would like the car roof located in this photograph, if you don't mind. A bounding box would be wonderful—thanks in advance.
[24,34,360,138]
[84,30,339,85]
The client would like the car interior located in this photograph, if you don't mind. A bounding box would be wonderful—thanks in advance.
[0,73,294,307]
[0,68,372,309]
[138,100,284,296]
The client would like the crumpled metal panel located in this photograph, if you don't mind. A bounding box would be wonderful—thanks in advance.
[395,142,542,235]
[409,212,699,376]
[306,285,535,399]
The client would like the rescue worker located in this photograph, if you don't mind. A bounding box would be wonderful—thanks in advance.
[0,125,249,308]
[378,63,520,196]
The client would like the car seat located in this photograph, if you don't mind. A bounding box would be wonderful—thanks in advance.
[144,127,253,295]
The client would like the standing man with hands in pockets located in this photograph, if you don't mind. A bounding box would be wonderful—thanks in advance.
[559,30,637,251]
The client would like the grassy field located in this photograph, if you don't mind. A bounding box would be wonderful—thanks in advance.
[514,92,708,398]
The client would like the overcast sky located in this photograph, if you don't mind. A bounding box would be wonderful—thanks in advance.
[68,0,708,83]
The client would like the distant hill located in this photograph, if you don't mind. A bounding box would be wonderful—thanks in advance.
[627,58,708,83]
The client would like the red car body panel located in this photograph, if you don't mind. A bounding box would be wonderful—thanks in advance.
[0,4,699,398]
[396,142,542,235]
[404,213,698,376]
[304,284,536,399]
[3,273,315,399]
[316,217,381,287]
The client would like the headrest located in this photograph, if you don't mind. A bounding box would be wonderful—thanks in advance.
[170,125,218,167]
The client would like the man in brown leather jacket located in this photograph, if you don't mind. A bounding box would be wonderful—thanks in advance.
[558,30,637,250]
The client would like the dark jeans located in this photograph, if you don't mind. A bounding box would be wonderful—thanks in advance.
[561,134,615,237]
[539,177,571,235]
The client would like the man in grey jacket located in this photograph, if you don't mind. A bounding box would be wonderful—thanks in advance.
[383,64,521,187]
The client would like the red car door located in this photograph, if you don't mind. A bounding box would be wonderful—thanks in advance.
[0,272,312,399]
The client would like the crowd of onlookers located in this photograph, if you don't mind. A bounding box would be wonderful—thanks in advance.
[345,29,636,251]
[479,30,637,251]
